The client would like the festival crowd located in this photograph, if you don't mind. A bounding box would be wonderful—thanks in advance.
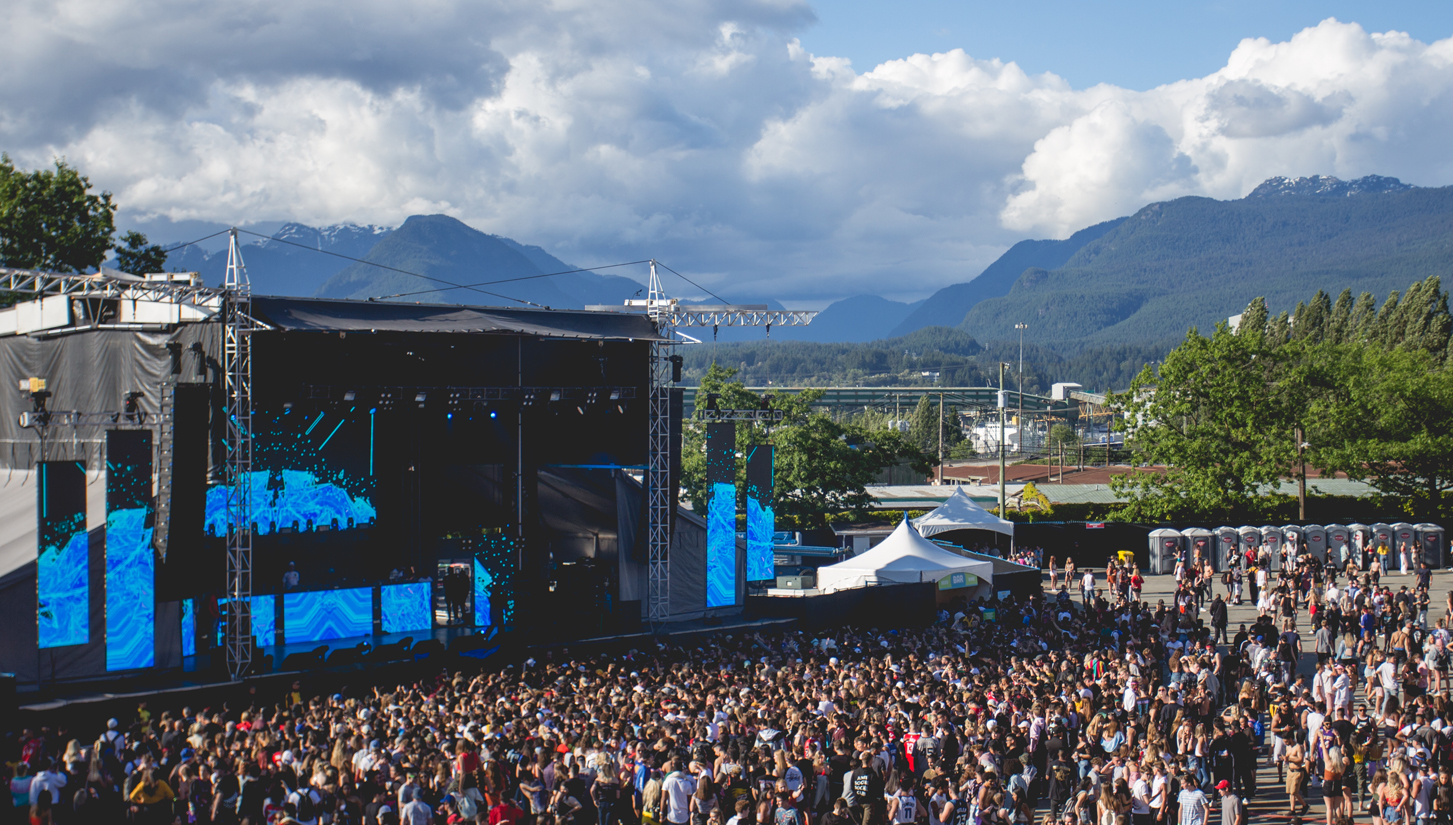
[8,541,1453,825]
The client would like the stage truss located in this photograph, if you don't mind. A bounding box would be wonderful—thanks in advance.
[636,262,815,622]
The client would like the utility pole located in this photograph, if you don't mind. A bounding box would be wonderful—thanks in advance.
[937,392,944,484]
[1296,425,1308,521]
[998,363,1007,516]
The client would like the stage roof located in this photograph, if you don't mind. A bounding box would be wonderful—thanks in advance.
[251,296,665,341]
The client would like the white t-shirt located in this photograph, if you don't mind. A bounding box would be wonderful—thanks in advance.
[1377,661,1398,691]
[1082,573,1095,591]
[1130,778,1151,814]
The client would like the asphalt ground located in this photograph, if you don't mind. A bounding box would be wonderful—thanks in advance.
[1078,567,1453,824]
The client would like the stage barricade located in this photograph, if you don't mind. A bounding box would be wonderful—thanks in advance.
[744,581,936,630]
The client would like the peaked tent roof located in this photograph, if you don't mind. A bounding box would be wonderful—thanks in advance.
[816,518,994,591]
[911,487,1015,538]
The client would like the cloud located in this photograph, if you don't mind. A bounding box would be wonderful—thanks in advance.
[4,10,1452,301]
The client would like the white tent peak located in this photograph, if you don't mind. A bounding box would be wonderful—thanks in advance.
[815,517,994,592]
[912,487,1014,538]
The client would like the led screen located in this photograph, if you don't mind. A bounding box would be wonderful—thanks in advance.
[283,587,372,643]
[106,430,155,670]
[217,595,276,648]
[381,582,432,634]
[38,461,88,648]
[181,598,195,657]
[473,558,493,627]
[705,423,737,608]
[707,483,736,607]
[205,408,377,535]
[745,446,775,582]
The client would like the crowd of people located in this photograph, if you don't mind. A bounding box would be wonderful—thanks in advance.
[8,541,1453,825]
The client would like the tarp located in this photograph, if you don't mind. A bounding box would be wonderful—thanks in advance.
[816,519,994,592]
[911,487,1015,539]
[251,297,665,341]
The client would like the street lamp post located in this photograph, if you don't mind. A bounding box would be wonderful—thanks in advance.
[1015,323,1027,458]
[998,362,1007,516]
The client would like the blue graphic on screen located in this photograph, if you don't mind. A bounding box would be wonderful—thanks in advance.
[107,430,155,671]
[204,408,376,535]
[284,587,372,643]
[745,445,775,582]
[217,595,275,648]
[38,461,89,648]
[473,558,493,628]
[181,598,195,657]
[381,582,431,634]
[707,481,736,607]
[205,470,376,536]
[105,509,154,669]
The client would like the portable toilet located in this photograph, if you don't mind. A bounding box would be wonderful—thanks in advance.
[1303,524,1327,563]
[1260,526,1283,572]
[1371,522,1394,568]
[1393,522,1417,568]
[1238,526,1262,564]
[1348,523,1372,568]
[1215,527,1241,571]
[1416,524,1445,569]
[1282,525,1303,561]
[1325,524,1351,567]
[1148,529,1183,575]
[1183,528,1215,571]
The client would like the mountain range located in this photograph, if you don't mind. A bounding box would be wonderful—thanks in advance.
[157,173,1453,355]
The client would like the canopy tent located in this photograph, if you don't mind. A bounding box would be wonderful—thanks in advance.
[911,488,1015,540]
[816,519,994,593]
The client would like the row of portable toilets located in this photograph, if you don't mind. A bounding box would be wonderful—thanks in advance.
[1147,522,1446,575]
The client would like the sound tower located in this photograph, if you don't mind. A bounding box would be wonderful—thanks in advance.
[157,384,211,600]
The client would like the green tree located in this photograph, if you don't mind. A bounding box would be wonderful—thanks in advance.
[113,230,168,275]
[681,363,931,527]
[1313,344,1453,518]
[0,155,116,272]
[1109,314,1304,521]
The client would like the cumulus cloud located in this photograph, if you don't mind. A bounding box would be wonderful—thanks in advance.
[3,9,1452,301]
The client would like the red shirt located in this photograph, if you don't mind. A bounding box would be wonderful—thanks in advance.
[490,803,526,825]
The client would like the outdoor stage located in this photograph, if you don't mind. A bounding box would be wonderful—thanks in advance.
[0,273,746,697]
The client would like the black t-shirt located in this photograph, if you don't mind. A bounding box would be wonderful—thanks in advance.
[1330,720,1354,750]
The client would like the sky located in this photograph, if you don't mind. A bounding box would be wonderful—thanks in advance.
[5,1,1453,304]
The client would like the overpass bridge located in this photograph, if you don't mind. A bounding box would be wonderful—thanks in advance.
[680,386,1072,415]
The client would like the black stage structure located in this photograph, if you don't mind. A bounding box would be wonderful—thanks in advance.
[0,255,815,692]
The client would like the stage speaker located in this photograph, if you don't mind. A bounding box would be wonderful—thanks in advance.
[157,384,212,599]
[0,672,15,731]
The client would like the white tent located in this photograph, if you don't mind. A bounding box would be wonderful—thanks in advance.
[912,487,1015,540]
[817,518,995,592]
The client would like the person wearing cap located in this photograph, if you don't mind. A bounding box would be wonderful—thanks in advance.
[1216,780,1244,825]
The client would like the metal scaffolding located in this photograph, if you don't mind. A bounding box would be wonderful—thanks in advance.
[635,261,816,622]
[222,230,255,680]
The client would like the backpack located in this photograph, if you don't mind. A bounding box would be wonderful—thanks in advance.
[294,789,317,821]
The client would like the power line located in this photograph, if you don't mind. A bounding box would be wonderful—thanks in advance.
[159,229,232,255]
[233,228,547,309]
[377,259,654,301]
[655,261,729,305]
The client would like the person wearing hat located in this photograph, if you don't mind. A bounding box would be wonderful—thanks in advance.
[1216,780,1244,825]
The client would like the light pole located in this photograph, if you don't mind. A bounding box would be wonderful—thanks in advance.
[1015,323,1027,458]
[998,362,1007,516]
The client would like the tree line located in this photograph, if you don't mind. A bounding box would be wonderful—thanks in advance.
[0,154,169,281]
[1110,276,1453,521]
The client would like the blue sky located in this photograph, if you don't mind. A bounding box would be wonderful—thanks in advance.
[8,1,1453,302]
[800,1,1453,90]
